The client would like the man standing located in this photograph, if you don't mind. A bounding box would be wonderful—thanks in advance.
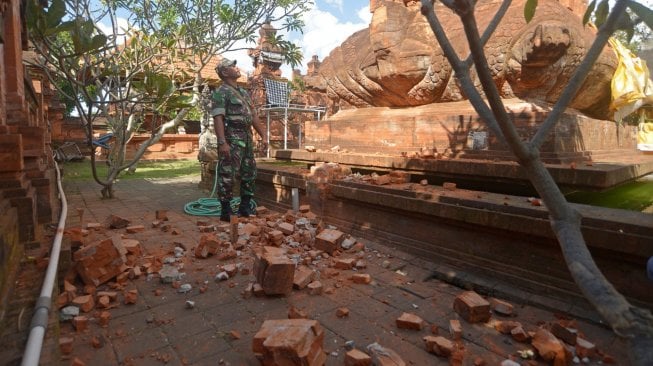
[211,58,267,221]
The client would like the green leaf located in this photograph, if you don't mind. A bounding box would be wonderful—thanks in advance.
[524,0,538,23]
[629,0,653,30]
[595,0,609,28]
[46,0,66,28]
[583,0,596,25]
[88,34,107,51]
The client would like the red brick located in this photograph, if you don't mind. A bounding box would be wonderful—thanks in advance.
[489,297,514,316]
[550,322,578,345]
[334,258,356,270]
[253,246,295,295]
[351,273,372,284]
[155,210,168,221]
[288,306,308,319]
[125,225,145,233]
[307,280,323,295]
[423,336,454,357]
[72,295,95,313]
[449,319,462,340]
[336,307,350,318]
[59,337,73,355]
[72,316,88,332]
[396,312,424,330]
[293,265,316,289]
[73,237,126,286]
[278,222,294,235]
[453,291,491,323]
[532,328,567,364]
[345,349,372,366]
[314,228,345,254]
[510,325,530,342]
[253,319,326,365]
[494,320,521,334]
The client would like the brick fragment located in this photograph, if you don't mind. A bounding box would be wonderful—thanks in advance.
[366,343,406,365]
[423,336,454,357]
[307,281,323,295]
[299,204,311,213]
[278,222,294,235]
[453,291,491,323]
[449,319,462,340]
[99,311,111,327]
[351,273,372,284]
[73,295,95,313]
[253,247,295,295]
[123,289,138,304]
[288,306,308,319]
[396,312,424,330]
[293,265,316,289]
[532,328,567,364]
[252,319,326,365]
[335,258,356,270]
[489,297,514,316]
[314,228,345,254]
[494,320,521,334]
[71,357,86,366]
[73,316,88,332]
[510,325,530,342]
[74,237,126,286]
[125,225,145,233]
[345,349,372,366]
[336,307,350,318]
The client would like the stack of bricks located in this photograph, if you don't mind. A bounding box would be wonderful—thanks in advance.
[253,246,295,295]
[252,319,326,365]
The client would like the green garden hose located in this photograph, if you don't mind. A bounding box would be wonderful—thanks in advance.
[183,161,257,216]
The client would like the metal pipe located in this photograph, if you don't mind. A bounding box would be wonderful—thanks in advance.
[266,111,270,158]
[21,159,68,366]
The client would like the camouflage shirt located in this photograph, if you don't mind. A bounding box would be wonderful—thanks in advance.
[211,84,254,141]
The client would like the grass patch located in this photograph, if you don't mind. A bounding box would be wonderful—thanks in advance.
[565,180,653,211]
[61,159,201,181]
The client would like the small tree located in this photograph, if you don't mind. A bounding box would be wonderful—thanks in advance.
[418,0,653,362]
[26,0,311,198]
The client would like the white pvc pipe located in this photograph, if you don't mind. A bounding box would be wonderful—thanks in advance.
[22,159,68,366]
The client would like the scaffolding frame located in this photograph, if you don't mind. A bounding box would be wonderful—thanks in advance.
[260,79,326,157]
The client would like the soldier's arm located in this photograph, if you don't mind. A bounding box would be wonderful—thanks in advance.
[251,109,267,140]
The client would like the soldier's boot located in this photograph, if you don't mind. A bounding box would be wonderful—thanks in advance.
[238,195,252,217]
[220,200,232,222]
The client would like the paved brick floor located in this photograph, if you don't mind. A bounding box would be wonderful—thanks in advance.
[3,174,630,365]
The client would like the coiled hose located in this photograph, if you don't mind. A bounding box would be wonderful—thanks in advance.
[184,161,256,216]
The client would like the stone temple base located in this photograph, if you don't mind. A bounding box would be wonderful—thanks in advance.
[304,99,638,164]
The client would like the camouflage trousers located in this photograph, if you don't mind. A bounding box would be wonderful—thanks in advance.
[217,136,256,200]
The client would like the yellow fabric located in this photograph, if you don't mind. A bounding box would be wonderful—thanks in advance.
[608,37,653,151]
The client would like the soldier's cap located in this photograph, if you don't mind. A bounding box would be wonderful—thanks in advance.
[216,58,237,74]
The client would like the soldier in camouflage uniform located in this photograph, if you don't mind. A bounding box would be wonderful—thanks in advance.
[211,58,267,221]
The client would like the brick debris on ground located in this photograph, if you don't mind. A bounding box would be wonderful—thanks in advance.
[5,176,629,365]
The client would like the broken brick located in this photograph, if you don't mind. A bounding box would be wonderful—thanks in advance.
[253,319,326,365]
[449,319,462,340]
[423,336,454,357]
[575,337,596,358]
[334,258,356,270]
[314,228,345,255]
[72,295,95,313]
[253,247,295,295]
[307,280,323,295]
[123,289,138,304]
[345,349,372,366]
[72,316,88,332]
[510,325,530,342]
[336,307,350,318]
[489,297,514,316]
[532,328,567,364]
[351,273,372,284]
[396,312,425,330]
[74,237,126,286]
[59,337,74,355]
[494,320,522,334]
[293,265,316,289]
[288,306,308,319]
[278,222,295,235]
[453,291,491,323]
[125,225,145,233]
[155,210,169,221]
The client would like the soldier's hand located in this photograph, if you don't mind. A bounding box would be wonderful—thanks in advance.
[219,143,230,159]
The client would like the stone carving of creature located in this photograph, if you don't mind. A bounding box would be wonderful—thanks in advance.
[313,0,617,119]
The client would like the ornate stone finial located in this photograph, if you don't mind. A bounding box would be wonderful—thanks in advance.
[307,55,321,76]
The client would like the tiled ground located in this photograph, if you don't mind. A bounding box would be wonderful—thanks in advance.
[2,175,630,365]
